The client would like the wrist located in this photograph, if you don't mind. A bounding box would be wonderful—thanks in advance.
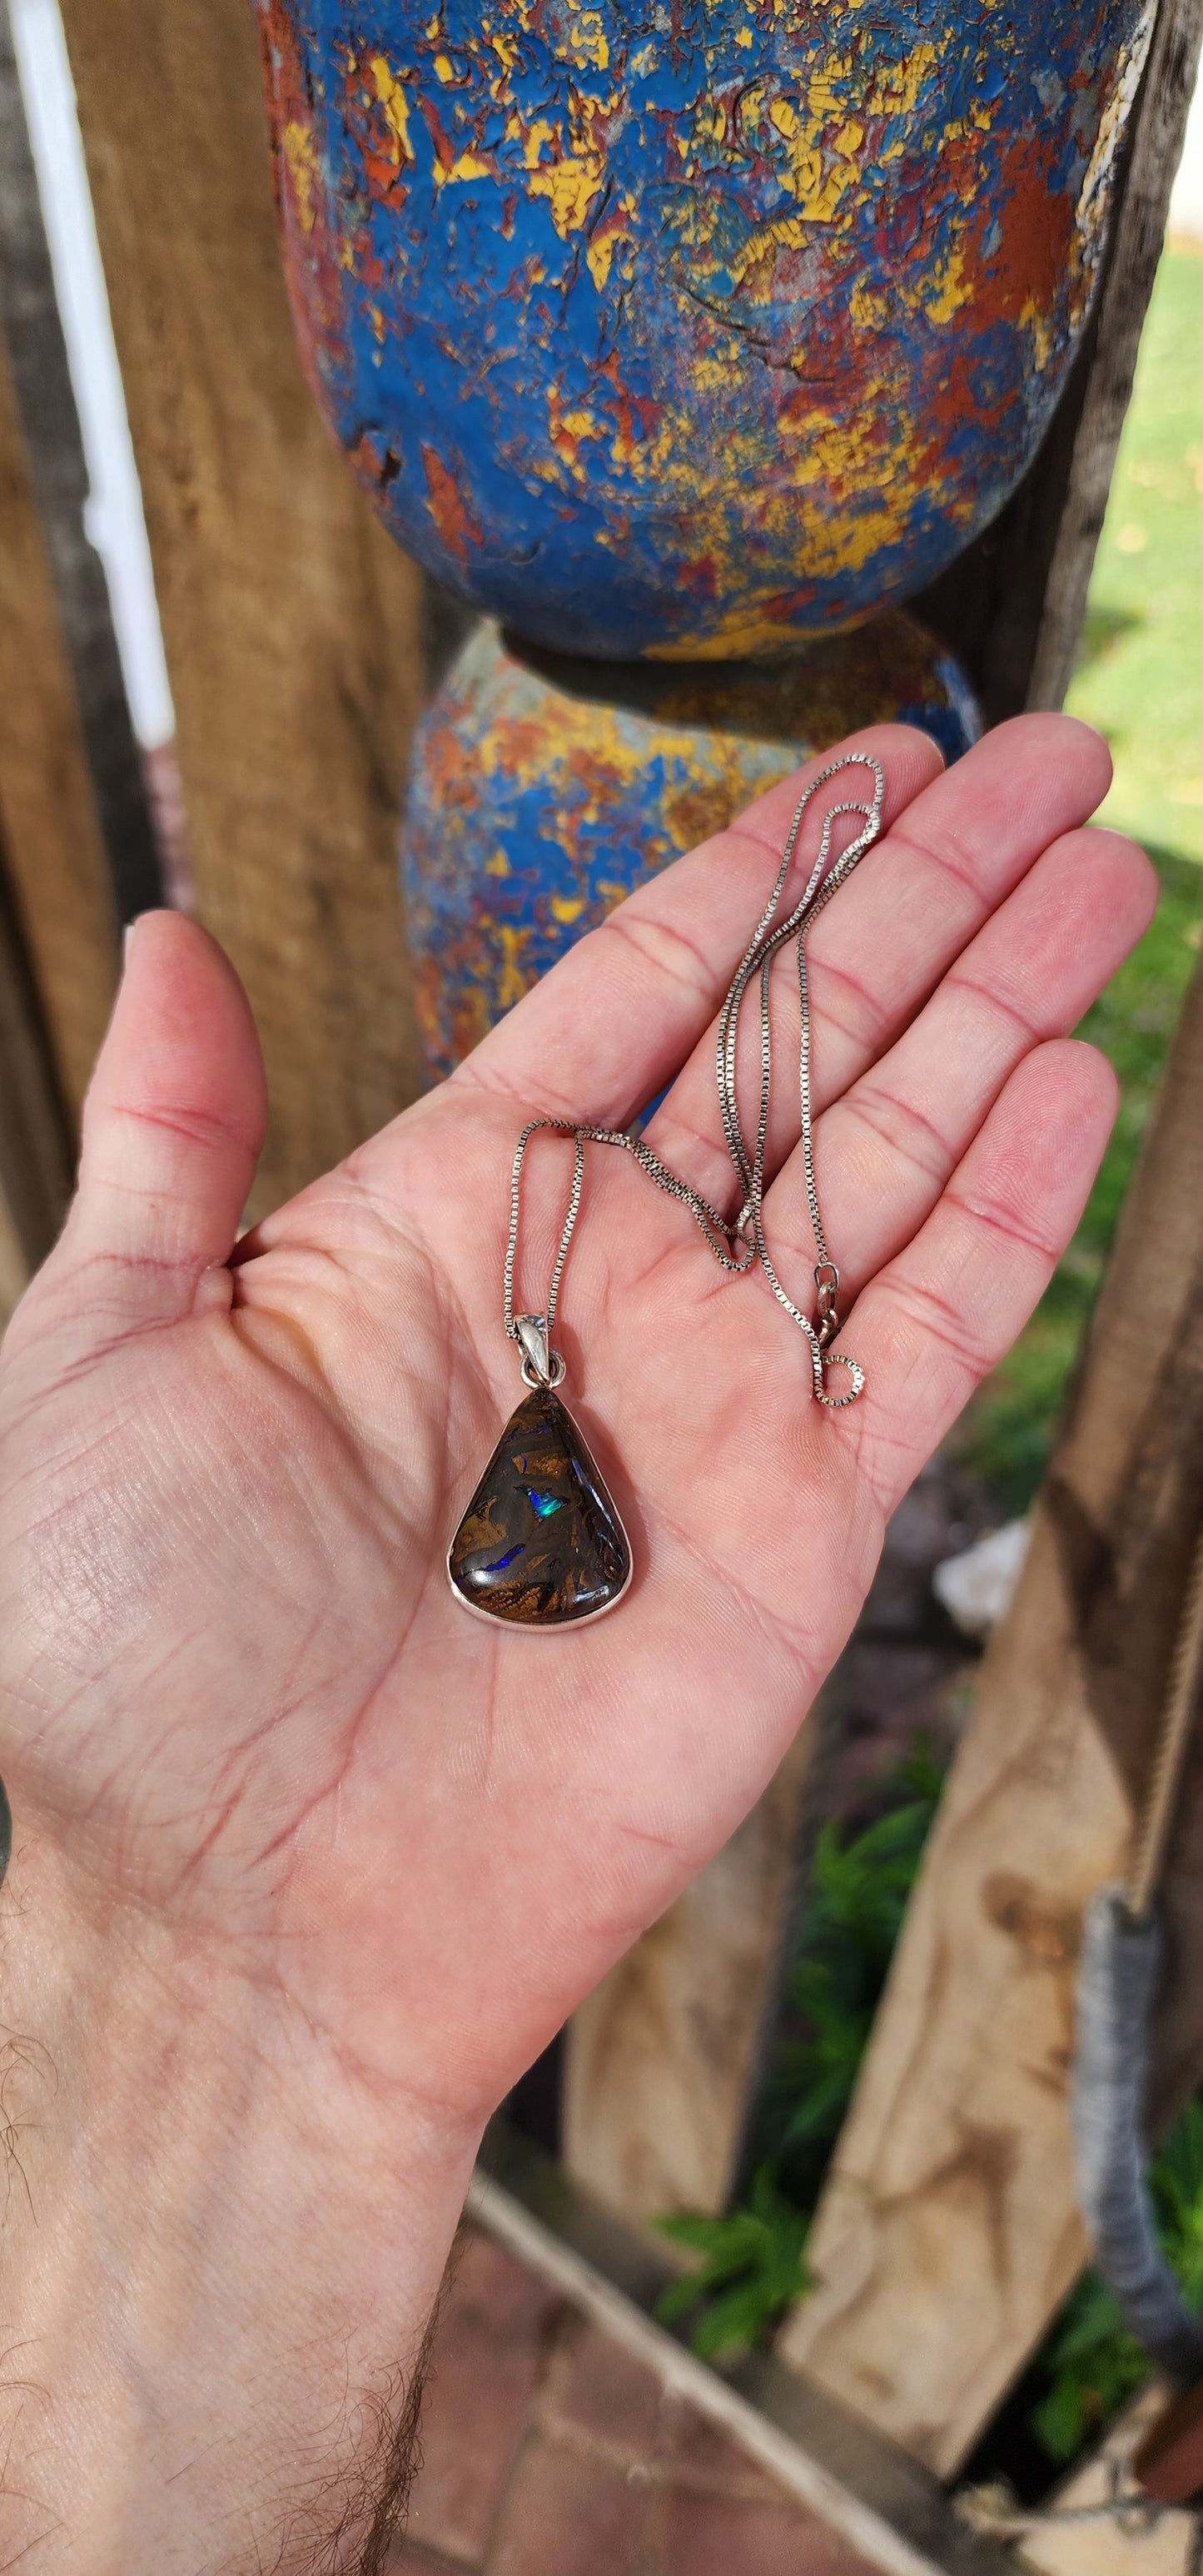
[0,1826,479,2574]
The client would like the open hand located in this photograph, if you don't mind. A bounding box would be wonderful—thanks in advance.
[0,714,1155,2138]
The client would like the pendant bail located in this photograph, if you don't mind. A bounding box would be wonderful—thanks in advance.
[515,1313,564,1390]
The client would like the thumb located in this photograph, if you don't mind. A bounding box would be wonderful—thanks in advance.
[64,911,267,1320]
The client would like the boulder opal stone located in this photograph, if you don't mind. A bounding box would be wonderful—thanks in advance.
[448,1387,631,1628]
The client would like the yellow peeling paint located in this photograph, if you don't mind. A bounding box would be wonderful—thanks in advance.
[736,24,753,46]
[524,118,556,169]
[495,926,532,1009]
[529,155,605,236]
[849,277,892,330]
[1020,291,1054,371]
[440,149,495,186]
[648,616,808,663]
[434,51,455,81]
[807,67,852,121]
[586,231,616,290]
[485,851,510,876]
[370,57,414,162]
[561,8,610,70]
[282,121,320,234]
[925,245,973,325]
[690,354,738,391]
[740,141,858,245]
[867,40,942,118]
[550,894,586,923]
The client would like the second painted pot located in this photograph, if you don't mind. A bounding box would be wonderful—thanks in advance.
[403,614,980,1080]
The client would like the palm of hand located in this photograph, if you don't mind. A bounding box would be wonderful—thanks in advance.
[0,718,1153,2131]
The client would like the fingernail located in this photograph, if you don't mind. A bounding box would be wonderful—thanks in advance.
[122,918,142,967]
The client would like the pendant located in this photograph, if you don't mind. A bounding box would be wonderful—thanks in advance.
[447,1357,632,1630]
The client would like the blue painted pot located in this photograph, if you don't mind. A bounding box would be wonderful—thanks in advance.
[258,0,1154,659]
[403,614,980,1080]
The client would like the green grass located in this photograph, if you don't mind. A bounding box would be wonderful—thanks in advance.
[955,242,1203,1510]
[1073,243,1203,865]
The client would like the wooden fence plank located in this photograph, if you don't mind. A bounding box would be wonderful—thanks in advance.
[0,319,117,1131]
[0,831,73,1285]
[780,946,1203,2475]
[478,2130,1017,2576]
[1029,0,1203,711]
[0,0,161,923]
[58,0,426,1213]
[0,1194,27,1330]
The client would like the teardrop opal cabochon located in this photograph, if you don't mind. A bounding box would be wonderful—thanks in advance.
[448,1388,631,1629]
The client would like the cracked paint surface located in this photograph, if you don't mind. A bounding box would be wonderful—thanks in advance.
[403,614,980,1080]
[258,0,1154,659]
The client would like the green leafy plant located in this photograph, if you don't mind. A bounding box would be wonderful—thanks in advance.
[1151,2099,1203,2308]
[656,1744,944,2357]
[657,2168,812,2359]
[756,1743,944,2209]
[1028,2275,1151,2464]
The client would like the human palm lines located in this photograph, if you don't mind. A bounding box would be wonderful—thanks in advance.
[0,721,1160,2131]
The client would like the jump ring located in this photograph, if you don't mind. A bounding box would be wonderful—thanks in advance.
[816,1350,866,1409]
[520,1350,566,1390]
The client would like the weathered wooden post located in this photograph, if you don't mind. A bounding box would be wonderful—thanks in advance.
[56,0,430,1219]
